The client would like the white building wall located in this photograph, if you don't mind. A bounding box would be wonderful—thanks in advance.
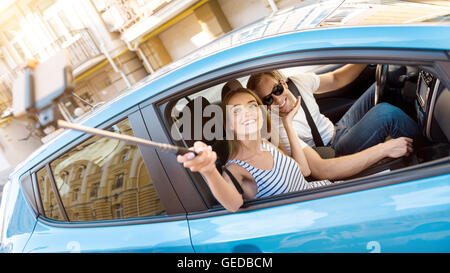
[218,0,271,29]
[159,13,202,61]
[158,0,306,61]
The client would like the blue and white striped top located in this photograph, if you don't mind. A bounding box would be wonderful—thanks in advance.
[226,141,331,199]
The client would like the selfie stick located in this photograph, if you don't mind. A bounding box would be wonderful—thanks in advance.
[57,120,195,156]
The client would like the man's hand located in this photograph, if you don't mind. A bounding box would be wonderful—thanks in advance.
[177,141,217,175]
[381,137,413,158]
[281,96,301,128]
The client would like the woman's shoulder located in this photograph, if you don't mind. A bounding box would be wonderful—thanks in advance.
[224,159,253,180]
[262,139,283,153]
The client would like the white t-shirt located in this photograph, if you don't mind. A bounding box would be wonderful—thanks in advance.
[276,73,335,155]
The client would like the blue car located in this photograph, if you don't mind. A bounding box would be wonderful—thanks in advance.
[1,1,449,253]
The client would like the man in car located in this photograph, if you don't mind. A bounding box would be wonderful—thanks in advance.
[240,65,420,180]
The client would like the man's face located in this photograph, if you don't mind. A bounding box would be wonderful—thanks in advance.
[254,74,296,117]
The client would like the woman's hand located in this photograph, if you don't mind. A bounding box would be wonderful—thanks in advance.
[282,96,301,128]
[177,141,217,176]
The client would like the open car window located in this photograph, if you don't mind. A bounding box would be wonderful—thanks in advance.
[161,62,449,211]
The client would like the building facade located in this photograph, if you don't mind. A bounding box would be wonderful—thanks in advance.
[0,0,302,119]
[36,118,165,221]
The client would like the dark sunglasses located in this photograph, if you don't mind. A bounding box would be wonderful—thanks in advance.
[262,82,284,106]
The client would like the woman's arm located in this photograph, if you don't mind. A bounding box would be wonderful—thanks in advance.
[281,97,311,177]
[177,141,244,212]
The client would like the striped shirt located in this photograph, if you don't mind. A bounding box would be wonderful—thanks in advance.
[226,141,331,199]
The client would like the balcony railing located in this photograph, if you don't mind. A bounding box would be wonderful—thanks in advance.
[53,28,102,69]
[0,28,101,115]
[101,0,174,33]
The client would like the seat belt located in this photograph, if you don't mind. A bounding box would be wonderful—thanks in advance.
[286,78,325,147]
[221,166,244,195]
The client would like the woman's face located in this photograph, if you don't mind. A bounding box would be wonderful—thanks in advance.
[226,92,263,139]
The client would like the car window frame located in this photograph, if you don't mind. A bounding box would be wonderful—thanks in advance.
[145,47,450,217]
[30,105,187,228]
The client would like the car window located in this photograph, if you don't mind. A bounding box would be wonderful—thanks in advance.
[36,167,64,220]
[162,62,450,213]
[37,118,166,222]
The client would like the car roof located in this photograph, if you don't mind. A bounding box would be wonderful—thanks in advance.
[10,0,450,179]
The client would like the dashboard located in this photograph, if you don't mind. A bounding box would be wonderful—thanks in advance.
[415,69,448,142]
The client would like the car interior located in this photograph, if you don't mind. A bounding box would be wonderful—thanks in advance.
[162,63,450,207]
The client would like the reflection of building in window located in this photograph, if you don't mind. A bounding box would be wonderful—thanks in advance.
[38,118,165,222]
[113,204,123,219]
[73,188,80,201]
[37,167,62,220]
[121,148,130,163]
[77,165,86,179]
[91,183,100,198]
[61,171,68,183]
[113,173,124,189]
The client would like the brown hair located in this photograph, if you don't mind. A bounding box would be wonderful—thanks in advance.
[246,70,285,91]
[221,87,287,160]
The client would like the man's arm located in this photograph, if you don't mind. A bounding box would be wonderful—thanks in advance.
[304,137,413,180]
[316,64,367,94]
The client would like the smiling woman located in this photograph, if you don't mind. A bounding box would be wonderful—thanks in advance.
[176,87,333,212]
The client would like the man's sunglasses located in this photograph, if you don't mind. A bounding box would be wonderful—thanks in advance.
[262,82,284,106]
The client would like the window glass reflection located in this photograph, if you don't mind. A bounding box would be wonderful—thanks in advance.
[36,167,63,221]
[43,118,165,222]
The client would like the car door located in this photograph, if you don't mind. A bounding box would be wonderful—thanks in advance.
[143,69,450,253]
[187,162,450,253]
[136,28,450,252]
[145,60,449,253]
[23,107,194,253]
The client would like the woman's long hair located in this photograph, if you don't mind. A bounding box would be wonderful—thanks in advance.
[221,87,284,160]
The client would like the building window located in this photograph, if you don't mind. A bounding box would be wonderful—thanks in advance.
[121,149,129,163]
[113,173,124,189]
[113,204,123,219]
[78,165,86,179]
[73,188,80,201]
[91,183,100,198]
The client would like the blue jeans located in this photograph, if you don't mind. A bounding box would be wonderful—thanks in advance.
[331,83,421,156]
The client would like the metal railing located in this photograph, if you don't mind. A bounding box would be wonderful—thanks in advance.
[102,0,173,33]
[0,28,101,115]
[53,28,102,69]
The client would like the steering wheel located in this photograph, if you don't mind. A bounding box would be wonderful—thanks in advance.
[374,64,389,105]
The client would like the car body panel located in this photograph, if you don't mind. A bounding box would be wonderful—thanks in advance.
[189,174,450,253]
[0,179,37,253]
[23,217,194,253]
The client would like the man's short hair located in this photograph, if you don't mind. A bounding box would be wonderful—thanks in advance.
[247,70,285,91]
